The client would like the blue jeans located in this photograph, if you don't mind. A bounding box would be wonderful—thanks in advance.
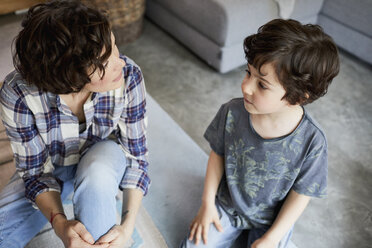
[0,140,127,248]
[179,202,293,248]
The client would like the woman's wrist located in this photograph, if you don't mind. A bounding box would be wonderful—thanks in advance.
[52,214,68,237]
[121,210,137,226]
[50,212,66,227]
[120,216,136,231]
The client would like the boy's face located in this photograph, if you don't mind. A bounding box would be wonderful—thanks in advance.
[84,33,126,93]
[241,62,291,115]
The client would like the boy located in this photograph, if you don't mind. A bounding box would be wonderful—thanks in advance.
[181,19,339,248]
[0,1,149,247]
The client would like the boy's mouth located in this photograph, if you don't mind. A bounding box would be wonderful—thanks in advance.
[244,98,252,104]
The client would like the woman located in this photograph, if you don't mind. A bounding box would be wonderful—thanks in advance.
[0,1,150,247]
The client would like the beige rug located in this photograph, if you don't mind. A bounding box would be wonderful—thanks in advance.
[135,205,168,248]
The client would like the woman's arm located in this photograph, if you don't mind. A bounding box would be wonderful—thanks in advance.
[116,60,150,195]
[36,191,108,248]
[252,190,311,248]
[0,79,62,203]
[95,188,143,247]
[1,80,105,248]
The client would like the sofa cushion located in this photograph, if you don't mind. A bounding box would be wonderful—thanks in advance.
[152,0,278,47]
[320,0,372,37]
[290,0,324,23]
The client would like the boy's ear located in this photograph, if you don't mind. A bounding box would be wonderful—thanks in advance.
[294,93,310,106]
[298,93,310,105]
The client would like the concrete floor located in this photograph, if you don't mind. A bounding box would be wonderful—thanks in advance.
[1,13,371,248]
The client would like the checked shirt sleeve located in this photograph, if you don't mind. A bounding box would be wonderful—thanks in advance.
[0,80,61,204]
[117,61,150,195]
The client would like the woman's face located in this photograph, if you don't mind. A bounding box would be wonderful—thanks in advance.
[84,33,126,93]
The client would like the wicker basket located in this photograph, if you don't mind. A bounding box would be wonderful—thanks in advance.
[83,0,145,45]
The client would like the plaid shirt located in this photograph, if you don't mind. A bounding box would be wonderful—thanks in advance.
[0,56,150,203]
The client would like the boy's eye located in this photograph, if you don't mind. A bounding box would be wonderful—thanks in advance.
[259,82,268,89]
[245,69,251,76]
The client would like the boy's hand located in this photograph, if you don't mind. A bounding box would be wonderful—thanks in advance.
[188,203,223,245]
[251,235,278,248]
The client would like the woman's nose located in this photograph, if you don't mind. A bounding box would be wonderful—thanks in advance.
[115,55,126,68]
[119,58,126,67]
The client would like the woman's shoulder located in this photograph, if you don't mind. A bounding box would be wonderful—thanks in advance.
[2,70,40,98]
[1,70,50,114]
[121,55,143,78]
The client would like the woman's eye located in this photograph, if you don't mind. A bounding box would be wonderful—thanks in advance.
[104,61,109,68]
[258,82,267,89]
[245,69,251,76]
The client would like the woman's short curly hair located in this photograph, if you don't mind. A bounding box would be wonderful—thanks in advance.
[244,19,340,105]
[13,0,112,94]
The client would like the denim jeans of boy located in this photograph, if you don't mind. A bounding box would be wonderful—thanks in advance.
[179,201,293,248]
[0,140,127,248]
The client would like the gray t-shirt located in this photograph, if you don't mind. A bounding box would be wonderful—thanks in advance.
[204,98,327,229]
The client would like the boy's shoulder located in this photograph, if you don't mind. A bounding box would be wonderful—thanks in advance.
[215,98,246,123]
[220,97,245,112]
[301,108,328,148]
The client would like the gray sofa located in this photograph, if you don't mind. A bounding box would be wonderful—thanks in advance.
[146,0,371,73]
[318,0,372,65]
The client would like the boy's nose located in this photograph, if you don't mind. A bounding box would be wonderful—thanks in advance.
[241,78,253,95]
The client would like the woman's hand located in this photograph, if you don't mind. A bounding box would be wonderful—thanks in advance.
[54,218,108,248]
[188,203,223,245]
[95,222,135,248]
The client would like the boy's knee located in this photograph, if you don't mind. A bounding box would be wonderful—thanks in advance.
[179,238,193,248]
[179,236,215,248]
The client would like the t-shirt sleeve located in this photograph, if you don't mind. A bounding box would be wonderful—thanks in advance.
[203,103,228,156]
[292,135,328,198]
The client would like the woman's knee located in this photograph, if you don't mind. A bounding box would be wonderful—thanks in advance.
[76,140,126,183]
[74,166,118,197]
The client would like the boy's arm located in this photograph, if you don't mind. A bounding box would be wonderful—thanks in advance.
[252,190,311,248]
[202,150,225,205]
[189,150,225,245]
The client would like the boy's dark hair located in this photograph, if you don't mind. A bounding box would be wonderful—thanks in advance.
[244,19,339,105]
[13,0,112,94]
